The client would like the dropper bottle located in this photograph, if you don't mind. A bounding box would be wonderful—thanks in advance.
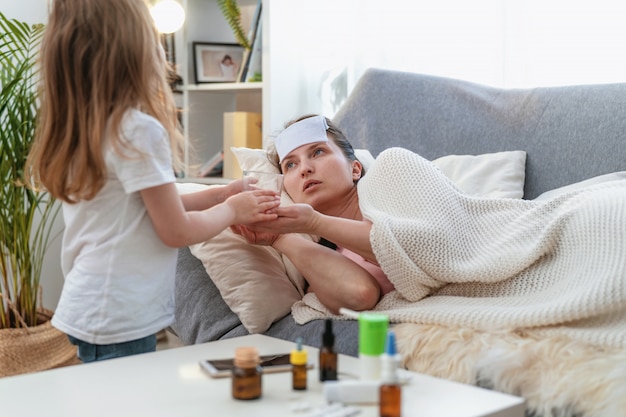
[290,337,308,390]
[379,330,402,417]
[319,319,338,381]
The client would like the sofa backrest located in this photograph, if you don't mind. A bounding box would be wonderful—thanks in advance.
[333,68,626,199]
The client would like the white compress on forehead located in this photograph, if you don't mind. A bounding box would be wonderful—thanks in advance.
[275,115,329,162]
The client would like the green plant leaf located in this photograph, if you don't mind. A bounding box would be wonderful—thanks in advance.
[216,0,251,50]
[0,13,57,329]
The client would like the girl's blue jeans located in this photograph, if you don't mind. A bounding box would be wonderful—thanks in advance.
[68,334,157,363]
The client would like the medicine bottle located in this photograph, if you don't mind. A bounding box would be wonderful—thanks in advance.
[379,331,401,417]
[319,319,338,381]
[359,312,389,379]
[232,346,262,400]
[290,337,308,390]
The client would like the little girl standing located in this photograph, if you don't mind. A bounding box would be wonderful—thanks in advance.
[25,0,279,362]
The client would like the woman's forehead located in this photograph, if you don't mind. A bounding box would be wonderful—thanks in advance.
[275,115,329,161]
[283,141,331,159]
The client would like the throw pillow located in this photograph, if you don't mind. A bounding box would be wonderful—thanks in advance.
[534,171,626,201]
[189,229,307,334]
[432,150,527,198]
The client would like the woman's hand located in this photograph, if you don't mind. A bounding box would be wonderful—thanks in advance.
[230,224,280,246]
[248,203,320,235]
[238,202,375,262]
[230,203,316,247]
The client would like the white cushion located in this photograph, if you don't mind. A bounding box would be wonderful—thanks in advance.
[188,228,308,333]
[432,150,527,198]
[534,171,626,201]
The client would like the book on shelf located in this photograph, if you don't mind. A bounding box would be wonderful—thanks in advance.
[238,0,262,82]
[244,18,262,82]
[197,150,224,177]
[223,112,262,179]
[238,49,251,83]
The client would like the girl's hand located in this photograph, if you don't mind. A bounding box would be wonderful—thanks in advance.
[225,190,280,225]
[223,179,245,200]
[230,224,280,246]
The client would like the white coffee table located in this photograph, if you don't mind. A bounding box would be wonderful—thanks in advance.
[0,334,524,416]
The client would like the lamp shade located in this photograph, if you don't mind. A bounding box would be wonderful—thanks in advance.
[150,0,185,34]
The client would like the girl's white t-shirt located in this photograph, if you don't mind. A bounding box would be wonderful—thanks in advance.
[52,109,177,345]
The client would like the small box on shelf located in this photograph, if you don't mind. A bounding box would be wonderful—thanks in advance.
[223,112,262,180]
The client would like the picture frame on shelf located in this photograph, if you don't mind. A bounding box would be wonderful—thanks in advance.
[192,42,244,83]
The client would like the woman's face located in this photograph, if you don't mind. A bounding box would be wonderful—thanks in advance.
[280,139,361,213]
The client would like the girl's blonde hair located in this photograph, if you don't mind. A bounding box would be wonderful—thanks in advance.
[26,0,184,203]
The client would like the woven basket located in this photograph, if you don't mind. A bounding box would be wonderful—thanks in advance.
[0,309,79,377]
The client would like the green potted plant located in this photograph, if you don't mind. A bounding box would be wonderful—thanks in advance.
[0,13,76,377]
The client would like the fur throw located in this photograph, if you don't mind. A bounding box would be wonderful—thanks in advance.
[394,323,626,417]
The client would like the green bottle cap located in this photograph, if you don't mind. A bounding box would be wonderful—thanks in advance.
[358,313,389,355]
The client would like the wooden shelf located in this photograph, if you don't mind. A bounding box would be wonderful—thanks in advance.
[177,177,233,185]
[182,83,262,93]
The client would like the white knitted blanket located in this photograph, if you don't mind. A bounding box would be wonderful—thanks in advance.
[292,147,626,349]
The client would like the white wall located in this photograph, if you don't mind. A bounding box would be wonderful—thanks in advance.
[502,0,626,87]
[0,0,48,24]
[344,0,626,89]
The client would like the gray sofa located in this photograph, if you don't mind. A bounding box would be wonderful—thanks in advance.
[173,68,626,358]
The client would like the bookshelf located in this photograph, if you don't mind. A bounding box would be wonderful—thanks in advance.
[183,83,262,93]
[177,0,355,181]
[177,0,262,180]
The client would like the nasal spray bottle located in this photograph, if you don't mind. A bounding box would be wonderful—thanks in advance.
[379,331,402,417]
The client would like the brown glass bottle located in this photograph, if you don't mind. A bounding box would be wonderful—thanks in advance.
[379,384,402,417]
[379,330,401,417]
[319,319,338,381]
[231,347,263,400]
[291,337,308,390]
[292,362,308,390]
